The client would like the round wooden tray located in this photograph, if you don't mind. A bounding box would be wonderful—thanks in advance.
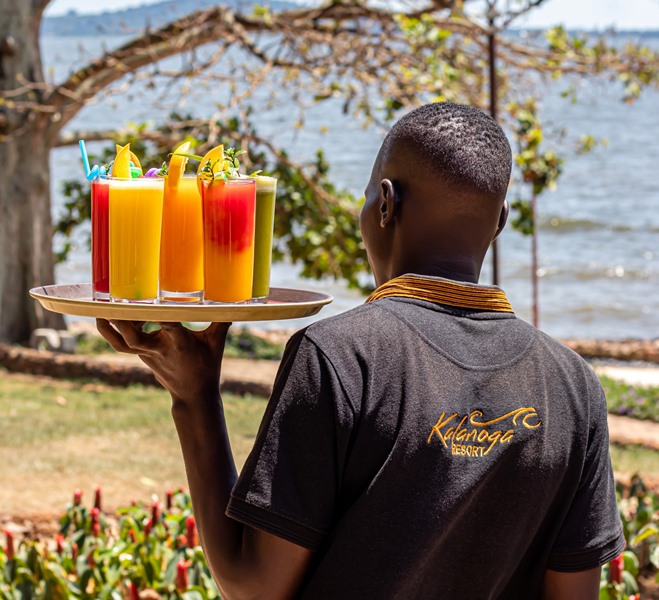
[30,284,333,323]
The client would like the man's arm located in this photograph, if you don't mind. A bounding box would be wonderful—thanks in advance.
[97,319,314,600]
[541,567,601,600]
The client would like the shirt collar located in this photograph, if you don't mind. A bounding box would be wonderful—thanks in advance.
[366,274,514,314]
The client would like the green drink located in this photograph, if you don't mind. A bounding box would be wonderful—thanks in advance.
[252,176,277,299]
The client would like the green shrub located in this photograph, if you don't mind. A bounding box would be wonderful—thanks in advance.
[76,326,284,361]
[0,488,219,599]
[1,479,656,598]
[600,376,659,423]
[601,476,659,599]
[223,327,284,361]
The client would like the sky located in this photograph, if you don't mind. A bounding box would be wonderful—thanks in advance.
[44,0,659,30]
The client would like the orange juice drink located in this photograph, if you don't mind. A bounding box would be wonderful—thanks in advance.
[109,177,164,302]
[201,178,256,303]
[160,175,204,301]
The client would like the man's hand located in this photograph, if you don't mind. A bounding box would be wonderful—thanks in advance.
[96,319,230,403]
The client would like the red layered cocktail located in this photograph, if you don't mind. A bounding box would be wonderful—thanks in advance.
[91,178,110,300]
[201,178,256,303]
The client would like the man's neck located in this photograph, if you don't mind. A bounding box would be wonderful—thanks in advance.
[390,256,483,285]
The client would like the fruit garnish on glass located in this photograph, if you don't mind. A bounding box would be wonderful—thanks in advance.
[165,140,191,190]
[112,144,133,178]
[112,144,142,179]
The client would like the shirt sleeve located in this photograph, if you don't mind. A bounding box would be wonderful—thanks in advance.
[547,380,625,571]
[226,329,355,550]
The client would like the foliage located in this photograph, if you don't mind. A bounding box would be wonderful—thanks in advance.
[0,489,218,599]
[1,478,657,599]
[75,334,114,356]
[507,98,564,236]
[75,325,285,361]
[224,328,284,361]
[506,97,565,326]
[600,376,659,424]
[600,476,659,599]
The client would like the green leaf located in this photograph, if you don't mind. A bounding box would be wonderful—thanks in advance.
[631,524,658,545]
[621,570,638,595]
[621,550,639,577]
[172,152,204,162]
[650,544,659,569]
[182,589,207,600]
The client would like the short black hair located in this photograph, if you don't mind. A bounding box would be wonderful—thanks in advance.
[382,102,512,201]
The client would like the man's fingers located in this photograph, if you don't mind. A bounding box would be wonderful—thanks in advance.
[204,321,232,350]
[204,321,232,337]
[109,320,159,353]
[96,319,140,355]
[158,321,230,346]
[157,322,191,346]
[158,322,186,333]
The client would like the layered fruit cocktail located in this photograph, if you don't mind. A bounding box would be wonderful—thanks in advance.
[201,177,256,303]
[91,178,110,300]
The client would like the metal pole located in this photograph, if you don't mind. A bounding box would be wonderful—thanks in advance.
[488,3,500,286]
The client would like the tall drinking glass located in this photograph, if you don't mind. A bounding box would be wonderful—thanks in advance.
[160,175,204,302]
[252,176,277,301]
[91,178,110,300]
[109,177,164,303]
[201,178,256,303]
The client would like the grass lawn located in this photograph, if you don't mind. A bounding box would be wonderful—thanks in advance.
[1,367,658,515]
[0,370,267,515]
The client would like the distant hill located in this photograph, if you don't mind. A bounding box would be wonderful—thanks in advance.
[41,3,659,38]
[42,1,299,36]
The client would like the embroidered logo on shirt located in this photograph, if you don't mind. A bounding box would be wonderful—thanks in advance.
[427,407,542,457]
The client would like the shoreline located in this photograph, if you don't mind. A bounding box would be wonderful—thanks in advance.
[1,335,658,395]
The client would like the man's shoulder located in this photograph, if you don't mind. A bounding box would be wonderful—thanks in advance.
[303,301,389,342]
[532,327,602,388]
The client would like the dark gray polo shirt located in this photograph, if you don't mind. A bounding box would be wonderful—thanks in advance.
[227,292,624,599]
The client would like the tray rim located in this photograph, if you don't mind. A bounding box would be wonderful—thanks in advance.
[30,283,334,323]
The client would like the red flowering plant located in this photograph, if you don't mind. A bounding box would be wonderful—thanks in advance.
[601,476,659,600]
[1,478,656,598]
[0,487,219,599]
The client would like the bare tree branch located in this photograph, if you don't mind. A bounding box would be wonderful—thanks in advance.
[6,0,657,146]
[42,1,458,138]
[501,0,549,29]
[55,121,206,147]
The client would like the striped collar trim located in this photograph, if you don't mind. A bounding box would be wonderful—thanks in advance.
[366,274,514,314]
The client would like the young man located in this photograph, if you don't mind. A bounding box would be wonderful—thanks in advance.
[97,102,624,599]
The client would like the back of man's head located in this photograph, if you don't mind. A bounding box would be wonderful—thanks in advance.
[381,102,512,203]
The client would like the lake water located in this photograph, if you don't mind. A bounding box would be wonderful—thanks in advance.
[42,34,659,340]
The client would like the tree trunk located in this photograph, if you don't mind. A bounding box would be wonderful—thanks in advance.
[0,0,64,343]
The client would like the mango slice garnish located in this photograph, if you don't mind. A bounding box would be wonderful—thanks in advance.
[115,144,142,173]
[113,144,132,179]
[167,141,191,190]
[196,144,224,196]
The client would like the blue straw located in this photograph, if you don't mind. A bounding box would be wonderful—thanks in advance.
[79,140,91,176]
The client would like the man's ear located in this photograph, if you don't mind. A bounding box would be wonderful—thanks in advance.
[379,179,399,228]
[493,199,509,241]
